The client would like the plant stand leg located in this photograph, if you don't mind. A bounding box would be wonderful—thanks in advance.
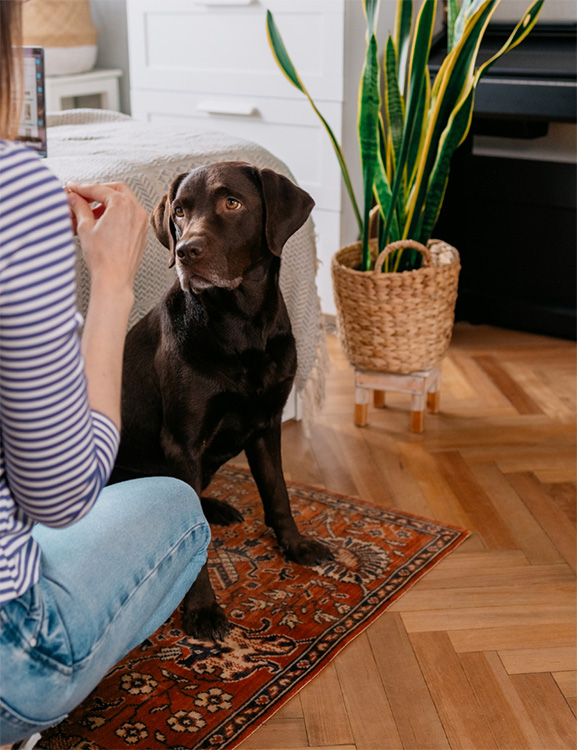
[427,390,440,413]
[427,364,442,414]
[354,386,370,427]
[410,390,426,433]
[411,410,425,433]
[373,390,386,408]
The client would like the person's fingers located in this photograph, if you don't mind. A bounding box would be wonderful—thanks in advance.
[68,208,78,236]
[98,182,129,192]
[67,190,95,232]
[66,181,129,205]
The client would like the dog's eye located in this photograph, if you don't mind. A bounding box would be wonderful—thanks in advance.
[174,206,184,218]
[225,198,241,210]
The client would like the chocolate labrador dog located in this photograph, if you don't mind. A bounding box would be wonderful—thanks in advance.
[115,162,333,640]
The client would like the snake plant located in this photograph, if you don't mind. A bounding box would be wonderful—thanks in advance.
[266,0,544,272]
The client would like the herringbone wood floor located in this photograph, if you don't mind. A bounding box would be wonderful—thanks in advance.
[236,323,577,750]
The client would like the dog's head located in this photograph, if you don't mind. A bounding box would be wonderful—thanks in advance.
[150,162,314,294]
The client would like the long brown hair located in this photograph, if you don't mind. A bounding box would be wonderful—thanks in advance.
[0,0,23,139]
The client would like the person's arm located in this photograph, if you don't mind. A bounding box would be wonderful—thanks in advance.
[67,182,148,429]
[0,146,146,527]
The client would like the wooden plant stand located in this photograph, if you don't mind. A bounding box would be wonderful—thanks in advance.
[354,362,442,433]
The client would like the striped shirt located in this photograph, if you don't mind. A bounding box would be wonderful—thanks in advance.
[0,140,120,606]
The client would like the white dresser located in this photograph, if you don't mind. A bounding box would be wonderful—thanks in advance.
[126,0,394,315]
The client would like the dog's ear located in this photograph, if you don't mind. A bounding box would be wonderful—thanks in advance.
[150,194,176,267]
[258,168,315,256]
[150,173,187,268]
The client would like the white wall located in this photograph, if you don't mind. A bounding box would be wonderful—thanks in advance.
[90,0,131,114]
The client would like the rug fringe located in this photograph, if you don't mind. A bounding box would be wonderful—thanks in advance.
[300,320,330,436]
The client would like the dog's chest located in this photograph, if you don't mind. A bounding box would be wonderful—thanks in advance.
[209,336,294,414]
[160,293,296,472]
[198,335,295,459]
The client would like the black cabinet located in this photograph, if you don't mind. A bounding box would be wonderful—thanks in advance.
[431,23,577,340]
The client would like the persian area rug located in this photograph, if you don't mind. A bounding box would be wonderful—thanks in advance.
[39,466,468,750]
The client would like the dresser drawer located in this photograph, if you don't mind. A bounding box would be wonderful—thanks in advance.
[126,0,344,102]
[130,89,343,212]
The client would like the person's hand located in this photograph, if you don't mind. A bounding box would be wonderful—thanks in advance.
[67,182,148,293]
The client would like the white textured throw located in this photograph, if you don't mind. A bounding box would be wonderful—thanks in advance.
[45,110,327,422]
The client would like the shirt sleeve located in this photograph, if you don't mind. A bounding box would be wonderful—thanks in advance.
[0,142,120,528]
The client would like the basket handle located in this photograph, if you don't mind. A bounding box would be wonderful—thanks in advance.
[374,239,432,273]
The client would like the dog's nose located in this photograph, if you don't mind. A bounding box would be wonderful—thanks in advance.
[176,238,205,261]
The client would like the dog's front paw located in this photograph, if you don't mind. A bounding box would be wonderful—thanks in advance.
[182,602,230,641]
[284,536,334,567]
[201,496,244,526]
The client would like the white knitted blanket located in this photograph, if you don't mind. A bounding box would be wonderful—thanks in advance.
[45,109,327,417]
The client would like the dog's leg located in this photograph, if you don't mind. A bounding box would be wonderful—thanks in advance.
[161,423,243,525]
[161,429,238,522]
[161,430,231,640]
[181,563,230,641]
[200,497,244,526]
[245,425,333,566]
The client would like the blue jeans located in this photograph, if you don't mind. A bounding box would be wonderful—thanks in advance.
[0,477,210,745]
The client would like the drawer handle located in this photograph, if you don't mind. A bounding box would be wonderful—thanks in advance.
[197,100,259,117]
[195,0,255,6]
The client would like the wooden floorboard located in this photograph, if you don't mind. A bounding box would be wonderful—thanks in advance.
[238,323,576,750]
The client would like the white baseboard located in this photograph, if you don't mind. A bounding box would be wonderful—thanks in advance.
[282,385,302,422]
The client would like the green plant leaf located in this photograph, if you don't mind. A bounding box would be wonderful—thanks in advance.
[374,166,395,229]
[405,0,437,128]
[374,116,400,240]
[266,10,363,235]
[447,0,460,51]
[385,0,437,244]
[413,0,544,242]
[394,0,413,94]
[430,0,499,116]
[417,84,475,241]
[358,32,382,270]
[454,0,486,48]
[363,0,380,38]
[404,0,500,239]
[476,0,545,79]
[406,62,430,189]
[265,10,304,91]
[383,36,404,173]
[266,0,544,276]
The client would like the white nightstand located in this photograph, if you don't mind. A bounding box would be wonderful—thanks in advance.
[45,68,123,112]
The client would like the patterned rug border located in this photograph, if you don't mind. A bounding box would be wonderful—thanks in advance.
[197,465,471,750]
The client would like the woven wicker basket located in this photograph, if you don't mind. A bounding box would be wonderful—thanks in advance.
[22,0,98,75]
[331,237,461,374]
[22,0,98,48]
